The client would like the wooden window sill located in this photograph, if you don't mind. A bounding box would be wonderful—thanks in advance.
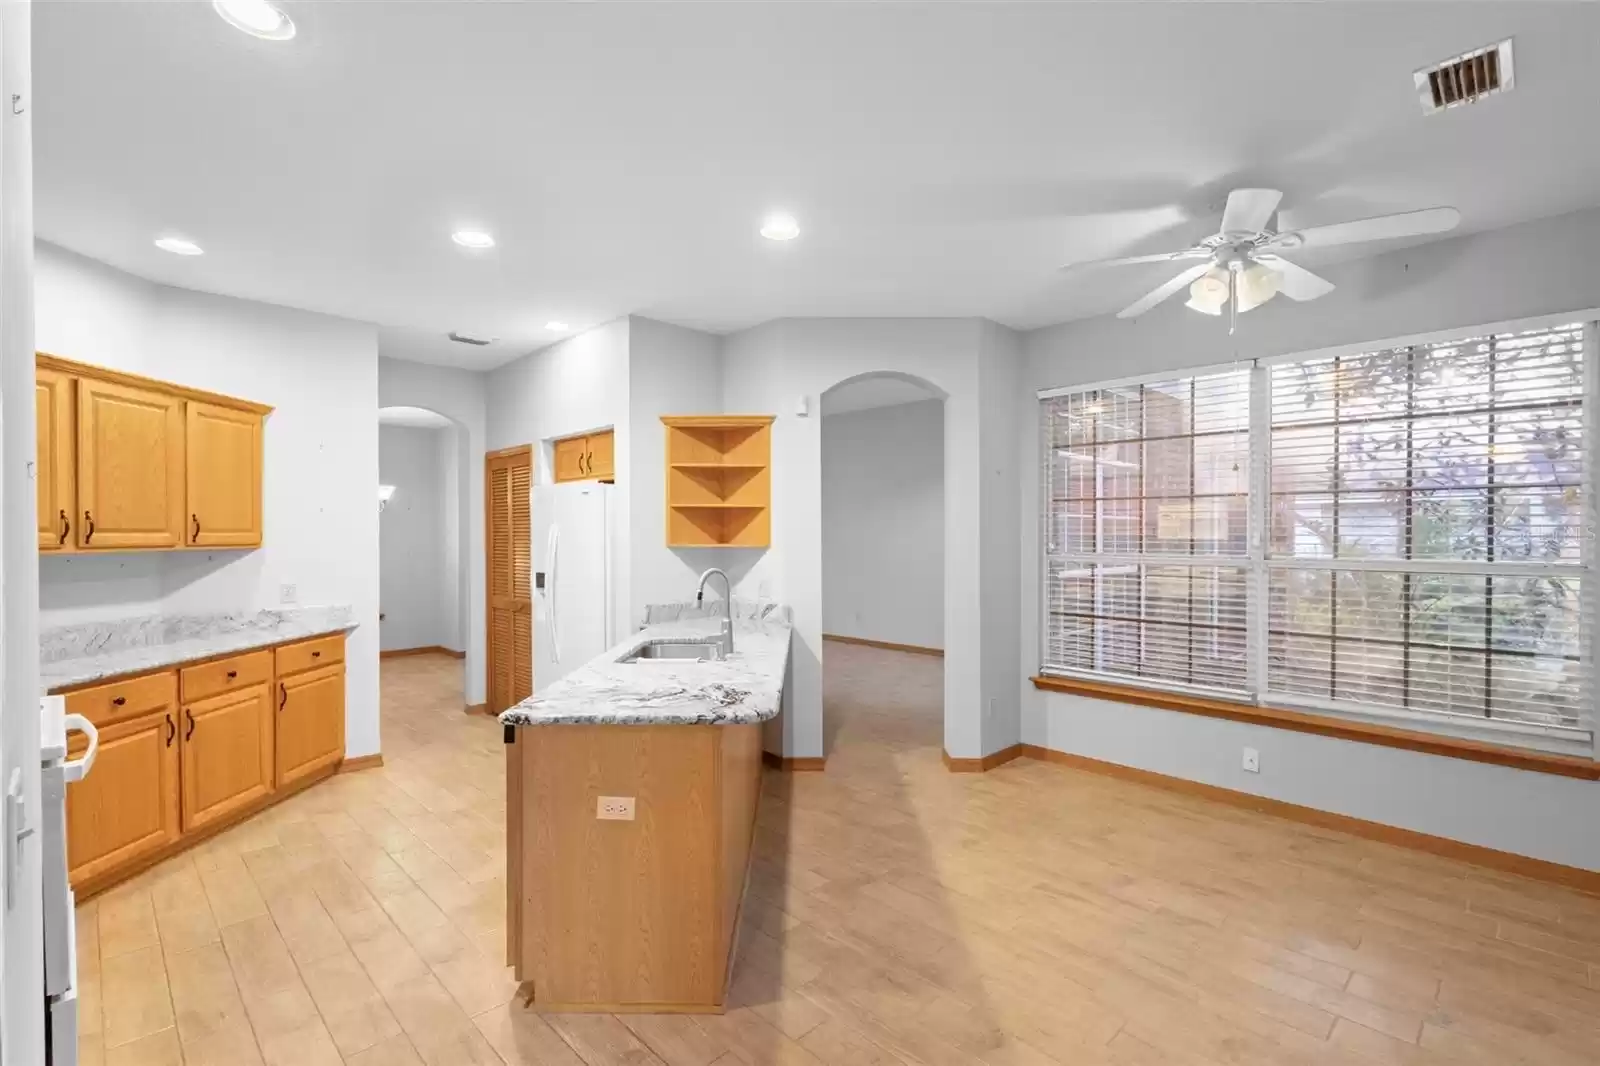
[1030,675,1600,781]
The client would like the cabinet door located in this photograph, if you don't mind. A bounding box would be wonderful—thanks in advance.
[181,683,274,832]
[77,377,185,549]
[276,664,345,788]
[66,707,180,888]
[586,430,615,480]
[36,368,76,550]
[553,436,588,482]
[186,401,262,547]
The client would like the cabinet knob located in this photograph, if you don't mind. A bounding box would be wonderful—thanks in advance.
[111,696,126,707]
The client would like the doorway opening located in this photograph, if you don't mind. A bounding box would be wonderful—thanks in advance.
[819,373,947,760]
[377,405,474,717]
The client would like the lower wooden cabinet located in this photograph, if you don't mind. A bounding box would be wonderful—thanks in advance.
[65,706,181,887]
[276,662,345,787]
[181,682,275,832]
[61,633,347,896]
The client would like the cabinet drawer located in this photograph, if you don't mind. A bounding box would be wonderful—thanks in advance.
[64,671,176,730]
[276,634,344,677]
[180,649,272,702]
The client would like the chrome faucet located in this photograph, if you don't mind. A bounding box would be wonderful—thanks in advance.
[696,568,734,658]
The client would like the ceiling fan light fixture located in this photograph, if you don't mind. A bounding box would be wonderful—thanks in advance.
[1235,262,1281,313]
[1186,269,1229,316]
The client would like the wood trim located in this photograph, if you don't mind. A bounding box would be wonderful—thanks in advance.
[37,352,273,415]
[74,759,338,902]
[1031,675,1600,781]
[485,444,533,460]
[824,634,943,658]
[660,415,776,429]
[379,645,461,660]
[464,703,491,717]
[337,753,384,773]
[761,751,826,772]
[47,629,353,694]
[942,745,1024,773]
[1017,745,1600,895]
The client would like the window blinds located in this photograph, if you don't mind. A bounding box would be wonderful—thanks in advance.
[1040,320,1593,745]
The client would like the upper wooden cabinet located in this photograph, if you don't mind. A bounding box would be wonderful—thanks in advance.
[552,429,615,483]
[36,367,75,549]
[36,354,270,554]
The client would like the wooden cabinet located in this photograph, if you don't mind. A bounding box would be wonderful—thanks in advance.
[275,653,345,788]
[60,632,350,897]
[552,429,615,483]
[180,682,275,832]
[77,377,186,549]
[64,696,181,888]
[662,416,773,547]
[36,367,75,550]
[186,401,263,547]
[35,354,270,554]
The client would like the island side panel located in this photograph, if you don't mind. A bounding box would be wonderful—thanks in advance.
[521,724,723,1009]
[717,723,763,971]
[507,728,522,975]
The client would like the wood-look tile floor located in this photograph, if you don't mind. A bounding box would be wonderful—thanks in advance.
[77,645,1600,1065]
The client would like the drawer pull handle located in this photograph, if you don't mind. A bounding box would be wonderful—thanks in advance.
[226,670,237,680]
[58,509,70,545]
[279,682,287,712]
[165,714,175,747]
[312,651,321,659]
[111,696,126,707]
[185,709,195,741]
[84,510,94,544]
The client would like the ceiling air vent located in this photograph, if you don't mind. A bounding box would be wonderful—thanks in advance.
[447,331,492,346]
[1415,38,1514,114]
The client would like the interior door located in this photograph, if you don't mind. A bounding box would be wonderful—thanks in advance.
[181,683,274,832]
[487,447,534,713]
[77,376,185,548]
[276,664,345,787]
[35,367,75,550]
[186,401,262,547]
[66,708,180,887]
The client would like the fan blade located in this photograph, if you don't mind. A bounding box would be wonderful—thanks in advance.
[1117,263,1213,319]
[1061,249,1205,272]
[1273,206,1460,250]
[1258,255,1335,301]
[1220,188,1283,235]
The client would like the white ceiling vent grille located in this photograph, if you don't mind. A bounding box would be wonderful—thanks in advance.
[1414,39,1514,114]
[447,331,492,346]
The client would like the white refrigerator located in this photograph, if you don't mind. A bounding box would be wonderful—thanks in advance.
[533,481,616,692]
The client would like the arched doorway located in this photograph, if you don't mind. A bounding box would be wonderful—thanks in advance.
[818,372,949,759]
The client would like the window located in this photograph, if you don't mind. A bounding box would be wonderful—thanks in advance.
[1040,319,1594,750]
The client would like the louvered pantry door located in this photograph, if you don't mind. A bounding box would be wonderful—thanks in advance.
[486,448,534,713]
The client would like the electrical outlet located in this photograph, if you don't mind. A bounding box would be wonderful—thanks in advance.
[279,583,298,605]
[1242,747,1260,774]
[596,796,635,821]
[986,697,997,720]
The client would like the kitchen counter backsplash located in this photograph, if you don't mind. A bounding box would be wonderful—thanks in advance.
[640,598,791,628]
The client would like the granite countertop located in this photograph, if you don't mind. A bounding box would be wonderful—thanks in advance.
[500,600,791,727]
[41,605,357,691]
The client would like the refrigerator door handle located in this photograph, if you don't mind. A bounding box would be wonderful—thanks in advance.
[61,714,99,784]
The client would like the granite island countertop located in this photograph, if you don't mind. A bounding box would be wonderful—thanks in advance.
[500,600,791,727]
[41,605,357,692]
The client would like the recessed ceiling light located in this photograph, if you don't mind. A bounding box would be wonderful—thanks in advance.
[213,0,296,41]
[154,237,204,256]
[452,230,495,250]
[544,321,569,331]
[760,213,800,241]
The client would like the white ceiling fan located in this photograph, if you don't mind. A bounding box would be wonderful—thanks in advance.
[1064,189,1460,332]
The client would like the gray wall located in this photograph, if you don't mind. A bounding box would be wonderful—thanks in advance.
[379,424,449,652]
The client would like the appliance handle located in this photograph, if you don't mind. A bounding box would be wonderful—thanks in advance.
[546,524,560,664]
[61,713,100,784]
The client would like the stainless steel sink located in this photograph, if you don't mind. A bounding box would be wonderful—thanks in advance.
[618,641,725,663]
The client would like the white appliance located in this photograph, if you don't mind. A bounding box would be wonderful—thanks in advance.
[533,481,615,692]
[38,696,96,1066]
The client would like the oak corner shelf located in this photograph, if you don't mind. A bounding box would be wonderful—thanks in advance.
[662,415,774,548]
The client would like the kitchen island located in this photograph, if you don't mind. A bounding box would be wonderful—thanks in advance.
[501,600,790,1013]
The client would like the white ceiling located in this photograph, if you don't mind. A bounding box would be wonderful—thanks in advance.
[377,405,453,429]
[822,376,942,417]
[33,2,1600,371]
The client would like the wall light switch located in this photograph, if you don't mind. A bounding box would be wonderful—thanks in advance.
[1242,747,1260,774]
[280,583,298,605]
[597,796,636,821]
